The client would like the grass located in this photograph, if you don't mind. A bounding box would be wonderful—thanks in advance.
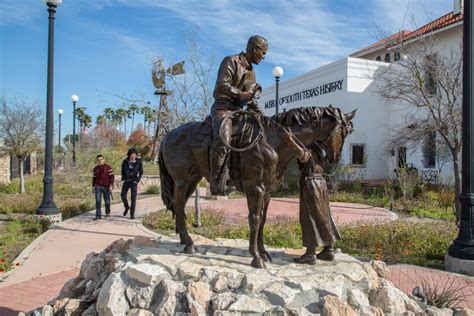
[0,216,51,272]
[143,208,457,268]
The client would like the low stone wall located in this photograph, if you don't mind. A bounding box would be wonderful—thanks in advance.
[0,154,10,184]
[34,235,469,316]
[114,175,160,191]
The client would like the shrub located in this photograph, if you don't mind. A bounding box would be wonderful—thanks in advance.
[0,183,18,194]
[145,185,160,195]
[336,220,457,268]
[60,200,94,220]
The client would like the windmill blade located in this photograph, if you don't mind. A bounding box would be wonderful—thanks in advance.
[152,59,165,89]
[166,61,185,76]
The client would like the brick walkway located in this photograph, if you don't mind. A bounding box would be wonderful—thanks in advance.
[388,264,474,309]
[202,198,397,225]
[0,269,79,315]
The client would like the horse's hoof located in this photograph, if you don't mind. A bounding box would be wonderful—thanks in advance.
[260,252,273,263]
[251,258,266,269]
[183,245,196,254]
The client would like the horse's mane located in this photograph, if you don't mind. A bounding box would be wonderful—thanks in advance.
[261,105,353,133]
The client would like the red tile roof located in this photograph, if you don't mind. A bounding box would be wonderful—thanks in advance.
[351,11,463,57]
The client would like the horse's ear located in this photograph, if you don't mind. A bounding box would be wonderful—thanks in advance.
[345,109,357,121]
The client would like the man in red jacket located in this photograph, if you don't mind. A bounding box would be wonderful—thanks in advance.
[92,154,115,220]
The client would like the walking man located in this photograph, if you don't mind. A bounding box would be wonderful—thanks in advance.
[92,154,115,220]
[121,148,143,219]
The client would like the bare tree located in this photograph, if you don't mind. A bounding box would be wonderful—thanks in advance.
[373,32,462,219]
[0,97,43,193]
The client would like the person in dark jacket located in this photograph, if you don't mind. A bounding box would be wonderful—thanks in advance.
[121,148,143,219]
[92,154,115,220]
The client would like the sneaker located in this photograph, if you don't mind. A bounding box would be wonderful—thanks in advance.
[123,207,129,216]
[93,216,101,221]
[105,214,110,218]
[130,215,135,220]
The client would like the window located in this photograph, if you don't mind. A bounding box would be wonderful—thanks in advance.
[423,133,436,168]
[384,53,391,63]
[424,54,438,95]
[394,50,400,61]
[351,144,365,166]
[376,56,382,61]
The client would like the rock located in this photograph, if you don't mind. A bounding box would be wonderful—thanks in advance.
[287,289,320,313]
[370,260,390,278]
[211,292,237,311]
[426,307,454,316]
[96,273,130,316]
[456,308,474,316]
[241,269,279,293]
[320,295,357,316]
[41,305,54,316]
[125,284,154,309]
[228,295,272,313]
[81,303,97,316]
[53,298,70,312]
[129,236,160,249]
[176,261,203,280]
[369,281,407,314]
[152,279,188,315]
[346,288,370,309]
[125,263,170,285]
[127,308,154,316]
[262,282,300,306]
[64,298,82,315]
[18,313,26,316]
[81,253,105,283]
[187,282,212,312]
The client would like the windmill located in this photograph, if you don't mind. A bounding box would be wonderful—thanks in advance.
[150,59,185,161]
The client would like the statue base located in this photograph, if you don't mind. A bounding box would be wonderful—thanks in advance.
[444,252,474,276]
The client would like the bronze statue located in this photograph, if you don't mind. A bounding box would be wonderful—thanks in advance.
[293,119,354,265]
[210,35,268,195]
[159,104,355,268]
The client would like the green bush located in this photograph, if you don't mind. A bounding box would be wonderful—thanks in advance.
[408,207,455,221]
[60,200,94,220]
[145,185,160,195]
[336,220,457,268]
[0,183,19,194]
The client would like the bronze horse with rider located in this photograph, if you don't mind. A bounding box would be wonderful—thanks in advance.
[158,105,355,268]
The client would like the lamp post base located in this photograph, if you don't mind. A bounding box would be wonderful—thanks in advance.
[35,204,61,216]
[34,212,62,226]
[445,252,474,276]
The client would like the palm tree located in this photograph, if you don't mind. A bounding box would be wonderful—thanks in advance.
[104,107,114,124]
[96,114,106,126]
[128,103,139,134]
[115,108,129,135]
[140,105,152,133]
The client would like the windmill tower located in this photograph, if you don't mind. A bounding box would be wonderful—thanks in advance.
[150,59,185,161]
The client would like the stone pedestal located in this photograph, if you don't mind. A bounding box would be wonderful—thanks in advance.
[445,252,474,276]
[35,213,62,225]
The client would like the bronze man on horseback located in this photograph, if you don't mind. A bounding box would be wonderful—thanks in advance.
[210,35,268,196]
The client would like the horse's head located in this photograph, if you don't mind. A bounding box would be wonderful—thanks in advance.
[321,109,356,163]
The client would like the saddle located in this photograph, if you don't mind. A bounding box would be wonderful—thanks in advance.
[184,116,213,147]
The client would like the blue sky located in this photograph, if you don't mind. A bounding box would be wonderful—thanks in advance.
[0,0,452,137]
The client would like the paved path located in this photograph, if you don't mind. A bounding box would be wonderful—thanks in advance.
[0,195,472,314]
[202,198,397,225]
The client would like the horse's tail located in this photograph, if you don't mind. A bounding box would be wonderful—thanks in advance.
[158,144,174,214]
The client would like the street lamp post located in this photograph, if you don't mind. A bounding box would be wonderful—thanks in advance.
[36,0,63,217]
[272,66,284,115]
[71,94,78,166]
[447,0,474,271]
[58,108,63,149]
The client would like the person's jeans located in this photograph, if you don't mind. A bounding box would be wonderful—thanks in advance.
[121,181,138,216]
[95,186,111,218]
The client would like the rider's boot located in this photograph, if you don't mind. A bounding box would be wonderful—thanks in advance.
[293,246,316,265]
[210,145,228,196]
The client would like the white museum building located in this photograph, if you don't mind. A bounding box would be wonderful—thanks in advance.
[260,1,464,183]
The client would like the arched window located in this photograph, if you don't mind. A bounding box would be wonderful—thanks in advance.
[376,56,381,61]
[394,51,400,61]
[384,53,391,62]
